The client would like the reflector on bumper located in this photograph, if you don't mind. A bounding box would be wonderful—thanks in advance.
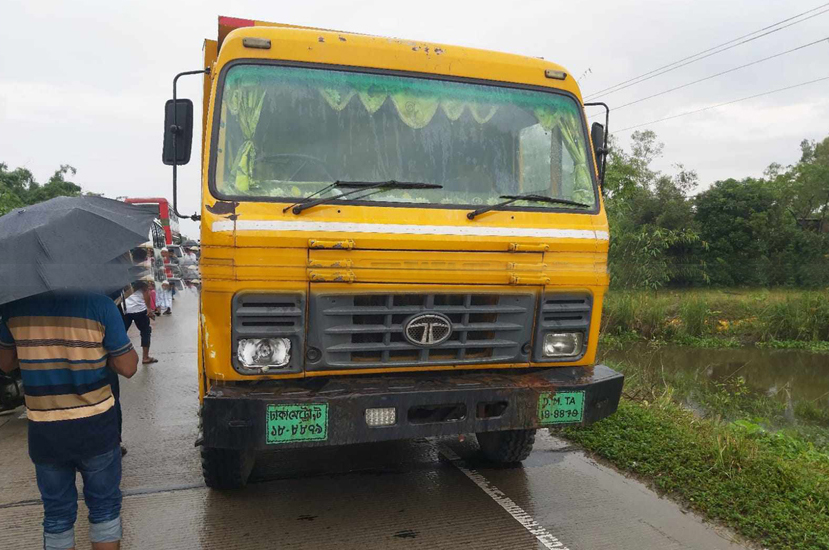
[365,407,396,427]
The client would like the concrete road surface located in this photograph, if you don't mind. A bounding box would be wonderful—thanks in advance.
[0,293,748,549]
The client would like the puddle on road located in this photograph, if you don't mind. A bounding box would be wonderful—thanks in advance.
[602,344,829,407]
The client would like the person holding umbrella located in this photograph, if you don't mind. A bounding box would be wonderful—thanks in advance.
[0,196,155,550]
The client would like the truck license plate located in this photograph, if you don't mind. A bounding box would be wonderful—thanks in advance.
[266,403,328,444]
[538,391,584,424]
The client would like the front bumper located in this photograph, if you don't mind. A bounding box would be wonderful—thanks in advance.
[202,365,623,450]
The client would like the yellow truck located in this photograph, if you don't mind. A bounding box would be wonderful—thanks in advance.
[162,16,622,489]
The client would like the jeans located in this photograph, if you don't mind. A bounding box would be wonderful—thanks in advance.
[123,310,152,348]
[35,447,123,550]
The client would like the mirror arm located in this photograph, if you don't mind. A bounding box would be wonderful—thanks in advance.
[172,68,210,222]
[584,101,610,187]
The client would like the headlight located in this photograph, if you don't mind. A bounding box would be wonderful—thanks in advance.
[542,332,584,358]
[237,338,291,370]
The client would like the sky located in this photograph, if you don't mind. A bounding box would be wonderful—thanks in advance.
[1,0,828,237]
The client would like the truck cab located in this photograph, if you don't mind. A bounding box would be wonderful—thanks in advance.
[166,17,623,489]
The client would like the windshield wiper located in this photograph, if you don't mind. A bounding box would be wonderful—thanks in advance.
[282,182,339,213]
[289,180,443,215]
[467,193,591,220]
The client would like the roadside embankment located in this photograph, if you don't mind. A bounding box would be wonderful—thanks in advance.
[601,289,829,351]
[561,359,829,550]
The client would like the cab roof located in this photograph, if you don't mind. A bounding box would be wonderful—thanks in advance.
[215,16,583,100]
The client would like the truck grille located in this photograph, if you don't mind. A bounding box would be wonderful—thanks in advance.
[309,292,536,370]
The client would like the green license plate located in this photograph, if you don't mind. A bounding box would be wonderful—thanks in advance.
[538,391,585,424]
[266,403,328,444]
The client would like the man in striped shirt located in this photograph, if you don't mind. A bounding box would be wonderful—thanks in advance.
[0,292,138,550]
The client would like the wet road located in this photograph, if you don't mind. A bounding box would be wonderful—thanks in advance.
[0,294,748,549]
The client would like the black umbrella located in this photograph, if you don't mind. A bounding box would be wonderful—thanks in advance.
[0,196,158,305]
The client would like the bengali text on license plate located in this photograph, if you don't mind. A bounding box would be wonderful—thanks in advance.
[538,391,585,424]
[266,403,328,444]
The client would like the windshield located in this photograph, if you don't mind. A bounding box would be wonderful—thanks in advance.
[213,65,597,211]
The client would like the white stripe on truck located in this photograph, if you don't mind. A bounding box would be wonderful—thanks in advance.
[211,220,609,241]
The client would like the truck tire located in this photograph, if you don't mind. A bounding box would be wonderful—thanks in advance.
[476,429,536,464]
[200,447,255,489]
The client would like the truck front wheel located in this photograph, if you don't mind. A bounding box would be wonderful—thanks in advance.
[476,429,536,464]
[200,447,255,489]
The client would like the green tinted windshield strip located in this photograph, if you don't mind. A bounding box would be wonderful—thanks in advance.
[225,65,580,115]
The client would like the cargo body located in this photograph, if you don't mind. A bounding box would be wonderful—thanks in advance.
[184,17,622,488]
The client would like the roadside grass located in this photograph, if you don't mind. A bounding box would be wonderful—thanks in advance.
[794,400,829,426]
[601,289,829,349]
[756,339,829,352]
[561,359,829,550]
[562,400,829,550]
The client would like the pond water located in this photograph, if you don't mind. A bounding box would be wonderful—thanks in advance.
[601,344,829,407]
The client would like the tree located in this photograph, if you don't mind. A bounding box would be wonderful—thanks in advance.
[790,138,829,227]
[31,165,82,204]
[604,131,705,289]
[763,136,829,285]
[694,175,829,287]
[695,178,780,286]
[605,131,829,289]
[0,163,83,215]
[603,130,662,200]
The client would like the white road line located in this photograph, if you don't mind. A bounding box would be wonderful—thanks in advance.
[211,219,608,241]
[438,444,571,550]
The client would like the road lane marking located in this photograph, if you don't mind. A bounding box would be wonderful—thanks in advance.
[438,444,571,550]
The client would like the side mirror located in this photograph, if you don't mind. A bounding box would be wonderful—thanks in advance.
[584,102,610,189]
[590,121,608,189]
[162,99,194,166]
[590,122,606,163]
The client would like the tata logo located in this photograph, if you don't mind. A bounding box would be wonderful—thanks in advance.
[403,313,453,347]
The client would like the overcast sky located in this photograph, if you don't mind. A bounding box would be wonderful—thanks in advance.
[2,0,828,236]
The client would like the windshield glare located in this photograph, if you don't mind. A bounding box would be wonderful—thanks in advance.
[214,65,597,211]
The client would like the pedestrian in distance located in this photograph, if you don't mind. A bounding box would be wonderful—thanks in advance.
[148,284,158,317]
[182,247,198,265]
[157,281,173,315]
[0,291,139,550]
[122,281,157,365]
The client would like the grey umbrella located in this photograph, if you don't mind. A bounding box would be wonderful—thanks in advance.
[0,196,158,305]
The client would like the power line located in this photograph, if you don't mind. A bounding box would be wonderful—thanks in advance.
[585,6,829,100]
[595,36,829,115]
[583,2,829,100]
[614,75,829,133]
[585,2,829,99]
